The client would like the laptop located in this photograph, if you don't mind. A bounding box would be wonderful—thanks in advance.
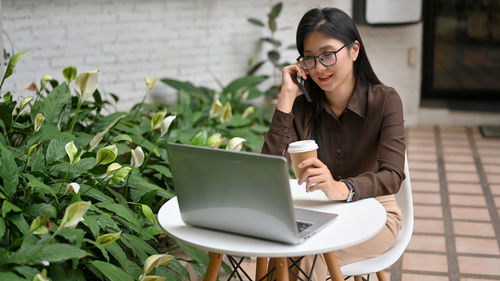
[166,143,338,244]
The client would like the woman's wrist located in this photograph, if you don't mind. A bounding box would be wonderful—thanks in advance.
[276,89,296,113]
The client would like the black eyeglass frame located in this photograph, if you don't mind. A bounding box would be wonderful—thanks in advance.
[296,44,348,70]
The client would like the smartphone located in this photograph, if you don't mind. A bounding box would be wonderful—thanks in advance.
[297,75,312,103]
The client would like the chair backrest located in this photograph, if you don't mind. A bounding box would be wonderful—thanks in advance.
[340,152,414,276]
[394,152,413,238]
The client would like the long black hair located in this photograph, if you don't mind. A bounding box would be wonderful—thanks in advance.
[295,7,381,142]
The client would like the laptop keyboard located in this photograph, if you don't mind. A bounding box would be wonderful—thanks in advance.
[296,221,313,233]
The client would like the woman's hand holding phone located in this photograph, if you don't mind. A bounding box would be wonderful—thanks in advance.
[277,64,309,113]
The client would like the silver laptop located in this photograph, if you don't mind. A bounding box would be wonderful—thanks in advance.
[166,143,338,244]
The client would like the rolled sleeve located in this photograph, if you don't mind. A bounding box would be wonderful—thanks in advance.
[261,109,298,157]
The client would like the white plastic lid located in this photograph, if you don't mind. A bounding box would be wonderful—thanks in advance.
[287,140,318,153]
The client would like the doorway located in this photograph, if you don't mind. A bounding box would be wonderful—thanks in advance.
[422,0,500,104]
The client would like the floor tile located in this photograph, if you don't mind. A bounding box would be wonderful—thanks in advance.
[487,174,500,184]
[443,154,474,163]
[414,205,443,219]
[483,164,500,174]
[403,273,449,281]
[441,141,469,149]
[412,181,441,192]
[410,161,438,171]
[451,207,491,221]
[446,172,480,183]
[442,146,472,154]
[453,221,496,237]
[449,194,486,207]
[409,153,438,161]
[408,146,437,153]
[478,147,500,157]
[481,156,500,165]
[458,256,500,276]
[460,278,498,281]
[444,163,477,173]
[407,234,446,252]
[402,253,448,273]
[494,196,500,207]
[412,171,440,181]
[413,193,442,205]
[491,184,500,195]
[455,237,500,255]
[448,183,483,194]
[414,219,445,234]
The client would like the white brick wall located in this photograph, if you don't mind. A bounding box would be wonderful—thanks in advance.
[2,0,421,124]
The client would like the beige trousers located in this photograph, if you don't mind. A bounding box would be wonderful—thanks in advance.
[273,195,402,281]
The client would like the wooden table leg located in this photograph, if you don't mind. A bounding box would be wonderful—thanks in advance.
[275,257,289,281]
[203,252,223,281]
[323,252,344,281]
[256,257,269,281]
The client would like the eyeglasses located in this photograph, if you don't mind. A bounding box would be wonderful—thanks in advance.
[296,44,348,70]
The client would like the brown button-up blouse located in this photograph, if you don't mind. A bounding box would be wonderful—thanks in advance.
[261,81,406,201]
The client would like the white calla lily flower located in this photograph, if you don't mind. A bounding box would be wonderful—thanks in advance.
[65,182,80,194]
[226,137,246,152]
[130,146,145,168]
[59,201,91,229]
[160,115,176,137]
[34,113,45,132]
[74,70,99,102]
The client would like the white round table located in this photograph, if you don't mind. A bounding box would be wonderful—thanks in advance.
[158,179,387,281]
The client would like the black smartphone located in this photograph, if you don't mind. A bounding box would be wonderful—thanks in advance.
[297,75,312,102]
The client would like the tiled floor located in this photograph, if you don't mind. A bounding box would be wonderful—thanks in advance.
[232,125,500,281]
[393,125,500,281]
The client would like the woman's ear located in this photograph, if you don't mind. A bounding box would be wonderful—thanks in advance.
[352,40,360,61]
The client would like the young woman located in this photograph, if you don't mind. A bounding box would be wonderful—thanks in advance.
[262,7,406,279]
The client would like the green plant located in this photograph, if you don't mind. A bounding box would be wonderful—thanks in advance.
[0,52,246,281]
[161,74,272,152]
[247,1,296,98]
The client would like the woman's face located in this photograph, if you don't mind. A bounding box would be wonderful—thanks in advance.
[302,31,358,94]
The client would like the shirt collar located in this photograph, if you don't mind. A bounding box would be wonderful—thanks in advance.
[345,80,367,118]
[320,80,367,118]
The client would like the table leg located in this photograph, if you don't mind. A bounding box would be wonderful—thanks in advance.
[323,252,344,281]
[256,257,269,281]
[203,252,223,281]
[275,257,289,281]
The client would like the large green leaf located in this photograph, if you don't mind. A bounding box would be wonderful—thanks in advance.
[10,243,87,265]
[26,123,60,147]
[80,184,113,203]
[23,203,56,218]
[26,178,56,197]
[0,50,29,91]
[89,261,134,281]
[0,271,27,281]
[0,217,5,240]
[120,233,157,261]
[176,240,209,266]
[104,243,142,278]
[31,82,71,124]
[0,101,16,130]
[10,214,29,234]
[247,18,264,27]
[160,78,203,96]
[221,75,266,97]
[269,2,283,19]
[0,143,19,198]
[95,202,140,229]
[13,266,39,280]
[45,133,74,164]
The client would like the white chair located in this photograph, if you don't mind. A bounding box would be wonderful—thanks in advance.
[340,154,413,281]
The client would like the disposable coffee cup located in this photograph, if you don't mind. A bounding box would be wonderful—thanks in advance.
[287,140,318,179]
